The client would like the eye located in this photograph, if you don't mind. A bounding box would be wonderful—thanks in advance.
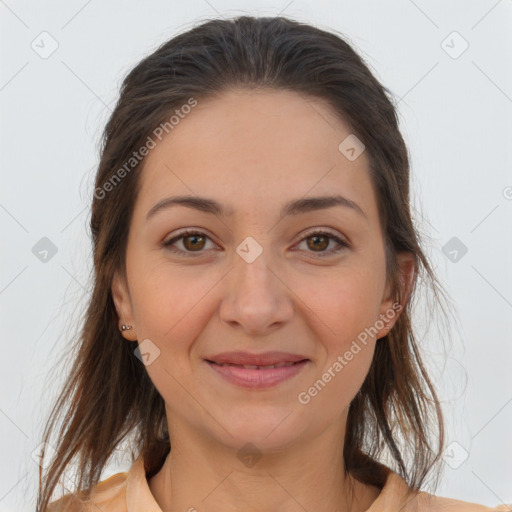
[162,229,349,258]
[294,230,350,257]
[163,229,217,256]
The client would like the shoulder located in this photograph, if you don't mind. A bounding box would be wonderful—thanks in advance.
[47,470,128,512]
[46,453,160,512]
[373,470,510,512]
[416,492,512,512]
[413,491,511,511]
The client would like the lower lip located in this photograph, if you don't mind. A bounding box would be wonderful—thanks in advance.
[205,360,309,388]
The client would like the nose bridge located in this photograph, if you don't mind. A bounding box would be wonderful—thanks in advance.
[219,234,294,331]
[232,235,277,295]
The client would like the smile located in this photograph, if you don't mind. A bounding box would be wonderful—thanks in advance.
[205,359,309,388]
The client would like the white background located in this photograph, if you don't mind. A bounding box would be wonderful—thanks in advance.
[1,1,511,510]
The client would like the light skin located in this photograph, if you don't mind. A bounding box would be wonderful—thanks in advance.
[112,88,415,512]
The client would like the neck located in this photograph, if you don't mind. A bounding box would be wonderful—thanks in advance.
[148,421,381,512]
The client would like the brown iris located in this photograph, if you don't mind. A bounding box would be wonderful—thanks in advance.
[307,234,329,251]
[183,234,206,251]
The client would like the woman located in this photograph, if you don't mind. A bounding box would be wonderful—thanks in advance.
[38,15,508,512]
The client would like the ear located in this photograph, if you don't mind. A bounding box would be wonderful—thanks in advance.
[376,251,416,339]
[112,269,137,341]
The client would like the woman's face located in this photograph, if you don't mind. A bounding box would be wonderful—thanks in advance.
[112,88,412,453]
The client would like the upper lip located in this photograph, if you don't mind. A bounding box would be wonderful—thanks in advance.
[205,351,309,366]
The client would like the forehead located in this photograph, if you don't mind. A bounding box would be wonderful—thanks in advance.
[134,88,379,224]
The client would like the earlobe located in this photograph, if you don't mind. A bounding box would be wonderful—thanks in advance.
[111,270,137,341]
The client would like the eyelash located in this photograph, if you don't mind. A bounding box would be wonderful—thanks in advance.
[162,229,350,258]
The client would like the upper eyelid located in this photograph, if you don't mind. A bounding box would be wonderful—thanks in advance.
[164,228,218,246]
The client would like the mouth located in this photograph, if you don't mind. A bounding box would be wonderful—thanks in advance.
[206,360,306,369]
[204,359,310,388]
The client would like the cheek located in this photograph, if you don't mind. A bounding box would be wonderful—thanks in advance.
[127,266,215,405]
[302,344,374,422]
[299,265,385,340]
[296,277,379,414]
[127,260,221,377]
[127,242,212,331]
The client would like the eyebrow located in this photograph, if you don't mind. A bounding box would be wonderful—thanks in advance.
[146,194,367,221]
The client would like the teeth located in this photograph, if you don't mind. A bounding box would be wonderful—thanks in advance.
[215,361,297,369]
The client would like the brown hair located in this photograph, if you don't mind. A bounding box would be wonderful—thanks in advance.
[38,15,450,510]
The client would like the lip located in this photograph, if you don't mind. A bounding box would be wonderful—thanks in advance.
[204,351,311,389]
[205,351,309,366]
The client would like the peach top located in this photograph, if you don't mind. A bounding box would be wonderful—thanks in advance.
[48,453,510,511]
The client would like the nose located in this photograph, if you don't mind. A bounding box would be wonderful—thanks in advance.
[218,246,294,335]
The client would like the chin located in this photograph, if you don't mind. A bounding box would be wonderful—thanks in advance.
[214,410,309,451]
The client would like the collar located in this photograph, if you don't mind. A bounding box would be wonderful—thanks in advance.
[124,452,417,512]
